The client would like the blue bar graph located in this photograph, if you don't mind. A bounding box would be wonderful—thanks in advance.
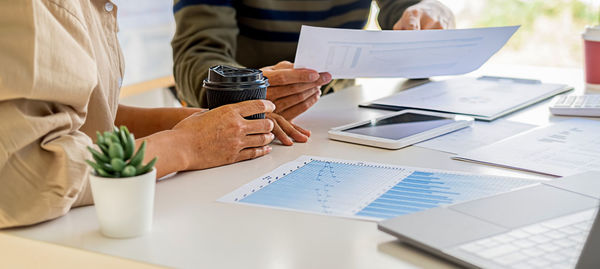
[224,157,534,221]
[357,172,466,218]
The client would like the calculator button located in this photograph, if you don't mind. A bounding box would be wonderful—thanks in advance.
[564,96,576,105]
[550,95,600,117]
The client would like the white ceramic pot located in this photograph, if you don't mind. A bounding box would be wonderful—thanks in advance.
[89,168,156,238]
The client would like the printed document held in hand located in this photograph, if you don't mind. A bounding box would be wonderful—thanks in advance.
[294,26,519,79]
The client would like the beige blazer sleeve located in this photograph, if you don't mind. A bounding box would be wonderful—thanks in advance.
[0,0,98,228]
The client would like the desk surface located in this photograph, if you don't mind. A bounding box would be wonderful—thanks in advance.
[3,64,590,269]
[0,233,160,268]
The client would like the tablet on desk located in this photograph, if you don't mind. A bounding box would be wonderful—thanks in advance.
[328,110,473,149]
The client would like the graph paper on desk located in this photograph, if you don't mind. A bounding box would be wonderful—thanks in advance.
[219,156,536,221]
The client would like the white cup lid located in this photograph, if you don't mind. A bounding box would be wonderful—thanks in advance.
[583,25,600,42]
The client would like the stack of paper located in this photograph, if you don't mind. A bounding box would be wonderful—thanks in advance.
[454,119,600,177]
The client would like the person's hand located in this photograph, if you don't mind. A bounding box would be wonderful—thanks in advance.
[261,61,332,121]
[393,0,455,30]
[267,112,311,146]
[172,100,276,170]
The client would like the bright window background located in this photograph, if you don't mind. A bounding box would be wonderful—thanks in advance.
[368,0,600,68]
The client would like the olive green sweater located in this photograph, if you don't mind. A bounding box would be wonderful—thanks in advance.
[172,0,421,107]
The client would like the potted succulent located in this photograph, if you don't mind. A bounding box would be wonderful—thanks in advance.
[86,126,158,238]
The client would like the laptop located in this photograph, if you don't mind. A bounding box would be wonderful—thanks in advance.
[378,171,600,269]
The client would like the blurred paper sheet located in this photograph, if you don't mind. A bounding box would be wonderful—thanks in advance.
[294,25,518,79]
[454,119,600,177]
[416,120,537,154]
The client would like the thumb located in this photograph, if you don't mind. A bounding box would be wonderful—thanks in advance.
[230,99,276,118]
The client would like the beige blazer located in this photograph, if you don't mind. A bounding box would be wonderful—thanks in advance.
[0,0,123,228]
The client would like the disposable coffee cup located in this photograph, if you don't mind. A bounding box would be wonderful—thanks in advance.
[203,65,269,119]
[583,25,600,92]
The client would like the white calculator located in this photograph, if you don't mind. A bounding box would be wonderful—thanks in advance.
[549,94,600,117]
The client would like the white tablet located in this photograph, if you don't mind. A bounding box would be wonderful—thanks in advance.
[328,110,473,149]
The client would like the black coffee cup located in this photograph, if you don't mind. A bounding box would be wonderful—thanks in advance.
[203,65,269,119]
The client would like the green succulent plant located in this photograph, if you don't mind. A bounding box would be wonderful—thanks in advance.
[86,126,157,178]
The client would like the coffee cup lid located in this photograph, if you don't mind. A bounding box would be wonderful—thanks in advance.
[583,25,600,42]
[206,65,265,84]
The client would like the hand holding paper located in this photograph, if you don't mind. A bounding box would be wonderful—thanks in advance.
[294,26,519,79]
[394,0,456,30]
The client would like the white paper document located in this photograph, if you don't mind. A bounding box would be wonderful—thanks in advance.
[219,156,534,221]
[294,25,519,78]
[416,120,537,154]
[362,76,571,121]
[455,119,600,177]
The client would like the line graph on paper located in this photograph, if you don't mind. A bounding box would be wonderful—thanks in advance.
[218,156,535,221]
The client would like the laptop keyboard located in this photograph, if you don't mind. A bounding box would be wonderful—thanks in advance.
[457,209,596,269]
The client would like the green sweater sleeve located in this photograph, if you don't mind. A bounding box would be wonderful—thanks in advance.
[171,3,241,108]
[375,0,422,30]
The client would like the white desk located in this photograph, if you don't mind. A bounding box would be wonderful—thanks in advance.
[4,64,589,268]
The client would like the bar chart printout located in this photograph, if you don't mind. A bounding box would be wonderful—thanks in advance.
[218,156,535,221]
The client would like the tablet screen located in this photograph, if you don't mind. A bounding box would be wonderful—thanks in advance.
[341,113,454,140]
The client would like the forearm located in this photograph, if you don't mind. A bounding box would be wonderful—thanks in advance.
[172,3,240,107]
[135,130,188,179]
[376,0,421,29]
[115,104,202,138]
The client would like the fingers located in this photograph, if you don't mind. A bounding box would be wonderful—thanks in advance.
[394,0,455,30]
[229,99,275,118]
[423,19,443,29]
[395,9,421,30]
[261,61,293,71]
[274,87,321,113]
[263,69,320,86]
[273,61,293,69]
[419,13,443,29]
[244,119,274,134]
[406,15,421,30]
[278,90,320,121]
[271,119,293,146]
[235,146,272,162]
[291,122,311,137]
[277,118,309,143]
[242,133,275,148]
[267,73,331,100]
[268,113,310,146]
